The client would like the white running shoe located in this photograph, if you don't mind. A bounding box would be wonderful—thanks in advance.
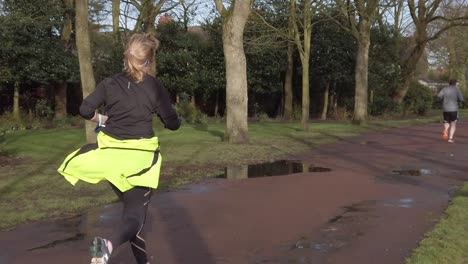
[90,237,111,264]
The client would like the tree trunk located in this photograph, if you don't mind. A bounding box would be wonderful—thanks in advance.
[214,88,219,117]
[329,92,335,114]
[301,60,310,130]
[191,95,196,108]
[300,21,311,131]
[284,42,294,121]
[290,0,312,131]
[333,89,338,115]
[54,81,67,119]
[225,165,248,179]
[222,1,250,144]
[321,81,330,120]
[353,27,371,123]
[112,0,120,43]
[392,41,426,103]
[76,0,97,143]
[283,17,295,121]
[13,81,20,121]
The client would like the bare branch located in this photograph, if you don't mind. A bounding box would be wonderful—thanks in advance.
[251,9,289,39]
[427,23,468,42]
[214,0,226,14]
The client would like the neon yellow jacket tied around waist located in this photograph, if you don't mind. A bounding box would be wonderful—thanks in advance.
[57,132,162,192]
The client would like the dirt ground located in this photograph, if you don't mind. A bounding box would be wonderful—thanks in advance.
[1,121,467,264]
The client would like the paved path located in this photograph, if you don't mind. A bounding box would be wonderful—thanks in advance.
[1,121,468,264]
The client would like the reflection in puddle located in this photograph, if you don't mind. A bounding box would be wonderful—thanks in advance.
[383,197,415,208]
[391,169,431,176]
[217,160,332,179]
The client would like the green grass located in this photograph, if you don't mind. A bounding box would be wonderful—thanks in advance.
[406,183,468,264]
[0,112,455,230]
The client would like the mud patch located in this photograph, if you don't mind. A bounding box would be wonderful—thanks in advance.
[264,200,378,263]
[0,155,24,167]
[27,233,85,251]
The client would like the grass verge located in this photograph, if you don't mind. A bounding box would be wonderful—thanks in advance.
[406,183,468,264]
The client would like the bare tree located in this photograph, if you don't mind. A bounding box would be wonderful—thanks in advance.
[248,1,293,121]
[54,0,74,120]
[392,0,468,103]
[214,0,253,143]
[335,0,380,123]
[289,0,319,130]
[284,21,294,121]
[128,0,180,74]
[130,0,180,34]
[173,0,199,31]
[76,0,97,143]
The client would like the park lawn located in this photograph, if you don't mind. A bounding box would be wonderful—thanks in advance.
[0,112,453,230]
[406,183,468,264]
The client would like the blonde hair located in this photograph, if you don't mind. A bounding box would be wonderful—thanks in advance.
[124,33,160,83]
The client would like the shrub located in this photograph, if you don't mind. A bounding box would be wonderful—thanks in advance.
[175,100,207,124]
[0,113,41,134]
[330,107,352,120]
[53,116,84,128]
[35,99,54,119]
[369,96,402,116]
[403,81,433,116]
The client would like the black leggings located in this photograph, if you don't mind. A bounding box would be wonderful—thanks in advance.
[109,185,152,264]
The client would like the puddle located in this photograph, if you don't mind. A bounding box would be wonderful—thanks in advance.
[217,160,331,179]
[179,185,213,193]
[24,205,123,251]
[383,197,416,208]
[391,169,431,176]
[359,141,378,145]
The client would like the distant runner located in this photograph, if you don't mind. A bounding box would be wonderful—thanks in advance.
[437,79,464,143]
[58,33,181,264]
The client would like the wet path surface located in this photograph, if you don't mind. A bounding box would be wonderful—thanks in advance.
[1,121,468,264]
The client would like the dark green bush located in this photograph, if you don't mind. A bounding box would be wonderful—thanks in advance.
[403,81,433,116]
[369,96,402,116]
[175,100,207,124]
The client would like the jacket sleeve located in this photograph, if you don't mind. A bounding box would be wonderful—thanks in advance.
[154,81,181,131]
[79,80,107,119]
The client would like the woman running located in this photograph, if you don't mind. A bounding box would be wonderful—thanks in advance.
[58,33,181,264]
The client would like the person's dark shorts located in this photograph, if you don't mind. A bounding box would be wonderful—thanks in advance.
[443,111,458,123]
